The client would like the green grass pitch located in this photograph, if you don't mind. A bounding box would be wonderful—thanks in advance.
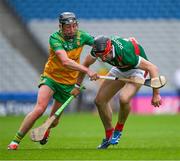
[0,113,180,160]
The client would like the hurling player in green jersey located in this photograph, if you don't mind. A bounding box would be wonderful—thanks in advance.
[8,12,99,150]
[72,35,162,149]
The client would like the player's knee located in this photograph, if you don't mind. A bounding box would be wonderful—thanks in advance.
[94,97,107,108]
[94,97,101,107]
[35,108,45,116]
[119,95,130,104]
[34,102,47,116]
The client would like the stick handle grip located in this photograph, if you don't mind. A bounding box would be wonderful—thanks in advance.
[55,95,74,116]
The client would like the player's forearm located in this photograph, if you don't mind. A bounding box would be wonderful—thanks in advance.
[148,65,160,95]
[76,57,95,85]
[147,65,161,95]
[62,59,89,74]
[139,59,161,94]
[147,64,159,78]
[77,55,96,85]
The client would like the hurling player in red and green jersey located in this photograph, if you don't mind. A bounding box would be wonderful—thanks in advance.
[72,35,162,149]
[8,12,99,150]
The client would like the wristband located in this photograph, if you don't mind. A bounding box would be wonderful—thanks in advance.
[74,83,81,89]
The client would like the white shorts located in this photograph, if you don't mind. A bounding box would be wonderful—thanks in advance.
[109,67,147,80]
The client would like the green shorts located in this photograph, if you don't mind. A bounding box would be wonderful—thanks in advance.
[39,75,74,103]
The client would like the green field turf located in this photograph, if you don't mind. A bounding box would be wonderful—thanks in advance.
[0,113,180,160]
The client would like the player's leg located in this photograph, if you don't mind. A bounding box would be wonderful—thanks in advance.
[50,100,63,126]
[39,100,62,145]
[39,83,74,145]
[8,85,54,150]
[110,81,141,145]
[95,78,125,149]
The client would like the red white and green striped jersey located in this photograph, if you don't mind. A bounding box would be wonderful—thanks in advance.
[91,36,148,72]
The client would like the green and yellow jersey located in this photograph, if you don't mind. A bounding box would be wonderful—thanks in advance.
[91,36,148,72]
[43,30,94,85]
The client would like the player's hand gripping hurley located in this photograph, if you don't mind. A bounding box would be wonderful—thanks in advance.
[30,86,85,142]
[99,75,166,89]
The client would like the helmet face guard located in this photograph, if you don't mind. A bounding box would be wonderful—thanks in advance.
[93,36,112,61]
[59,12,78,40]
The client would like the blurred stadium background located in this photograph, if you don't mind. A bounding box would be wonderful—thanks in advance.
[0,0,180,115]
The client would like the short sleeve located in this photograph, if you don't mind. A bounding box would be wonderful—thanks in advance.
[49,35,64,51]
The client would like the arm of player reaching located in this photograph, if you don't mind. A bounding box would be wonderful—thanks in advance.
[138,57,162,107]
[71,54,97,96]
[55,49,98,79]
[78,54,97,84]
